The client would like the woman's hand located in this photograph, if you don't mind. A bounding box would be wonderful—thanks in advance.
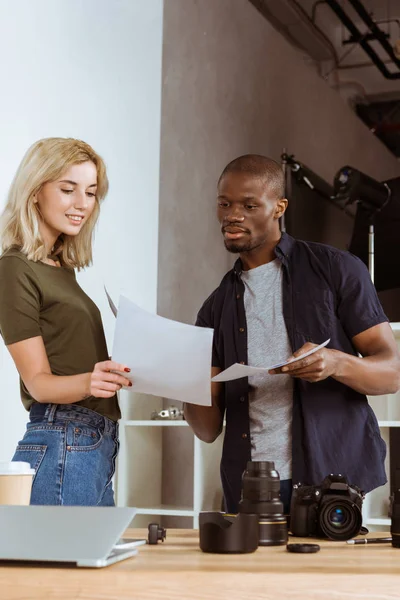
[89,360,132,398]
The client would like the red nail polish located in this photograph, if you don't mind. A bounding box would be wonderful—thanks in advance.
[129,382,132,387]
[124,368,131,373]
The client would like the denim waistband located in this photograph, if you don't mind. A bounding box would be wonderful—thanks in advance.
[29,403,117,435]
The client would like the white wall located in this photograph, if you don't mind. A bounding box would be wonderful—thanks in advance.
[0,0,163,461]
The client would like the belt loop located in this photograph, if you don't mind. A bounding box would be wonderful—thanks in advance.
[47,404,58,423]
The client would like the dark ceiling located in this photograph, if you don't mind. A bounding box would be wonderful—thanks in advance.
[356,98,400,157]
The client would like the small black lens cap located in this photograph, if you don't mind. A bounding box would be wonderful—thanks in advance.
[286,543,320,553]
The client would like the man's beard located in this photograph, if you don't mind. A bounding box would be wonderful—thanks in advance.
[224,239,255,253]
[223,234,268,254]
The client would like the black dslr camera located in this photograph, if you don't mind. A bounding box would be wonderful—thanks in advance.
[290,474,364,541]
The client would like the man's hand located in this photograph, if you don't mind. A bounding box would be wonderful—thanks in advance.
[269,342,340,383]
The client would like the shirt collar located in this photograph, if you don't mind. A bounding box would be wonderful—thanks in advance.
[233,232,295,276]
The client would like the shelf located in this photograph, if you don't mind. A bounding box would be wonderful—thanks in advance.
[364,517,390,526]
[116,320,400,529]
[123,420,189,427]
[135,506,196,517]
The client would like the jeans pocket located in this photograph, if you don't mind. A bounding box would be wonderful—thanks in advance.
[12,445,47,482]
[67,422,104,451]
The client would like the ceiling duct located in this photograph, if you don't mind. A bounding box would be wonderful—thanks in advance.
[248,0,337,62]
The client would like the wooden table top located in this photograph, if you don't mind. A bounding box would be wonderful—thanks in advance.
[1,529,400,600]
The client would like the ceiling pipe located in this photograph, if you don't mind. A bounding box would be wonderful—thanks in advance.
[325,0,400,79]
[338,59,394,70]
[347,0,400,68]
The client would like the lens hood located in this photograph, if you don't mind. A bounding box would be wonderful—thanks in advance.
[199,512,259,554]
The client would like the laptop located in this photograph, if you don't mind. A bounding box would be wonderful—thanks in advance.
[0,505,146,567]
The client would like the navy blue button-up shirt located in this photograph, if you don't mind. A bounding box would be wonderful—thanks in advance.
[196,233,388,513]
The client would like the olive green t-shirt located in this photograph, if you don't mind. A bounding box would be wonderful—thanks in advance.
[0,249,120,421]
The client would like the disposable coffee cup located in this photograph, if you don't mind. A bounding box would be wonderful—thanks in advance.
[0,462,35,505]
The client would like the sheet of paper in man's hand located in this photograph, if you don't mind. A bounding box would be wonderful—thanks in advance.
[111,295,213,406]
[212,339,330,383]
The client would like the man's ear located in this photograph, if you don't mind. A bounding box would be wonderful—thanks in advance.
[274,198,288,219]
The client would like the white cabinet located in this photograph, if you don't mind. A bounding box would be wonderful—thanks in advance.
[363,322,400,531]
[115,393,224,528]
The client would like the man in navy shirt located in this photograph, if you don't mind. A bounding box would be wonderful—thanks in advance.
[184,154,400,514]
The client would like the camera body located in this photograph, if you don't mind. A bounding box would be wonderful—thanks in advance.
[290,474,364,541]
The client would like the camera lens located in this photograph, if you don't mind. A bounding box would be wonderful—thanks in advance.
[319,499,362,541]
[239,461,287,546]
[329,507,347,527]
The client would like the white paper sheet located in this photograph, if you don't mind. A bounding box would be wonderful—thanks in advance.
[211,339,330,382]
[105,287,118,317]
[111,295,213,406]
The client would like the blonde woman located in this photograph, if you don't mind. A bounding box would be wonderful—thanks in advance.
[0,138,131,506]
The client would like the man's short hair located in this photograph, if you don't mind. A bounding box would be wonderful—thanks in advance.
[218,154,285,199]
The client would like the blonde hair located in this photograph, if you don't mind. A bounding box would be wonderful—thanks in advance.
[0,137,109,269]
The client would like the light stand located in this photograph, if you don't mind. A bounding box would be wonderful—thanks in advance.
[281,150,288,233]
[281,152,336,203]
[369,224,374,283]
[281,152,342,242]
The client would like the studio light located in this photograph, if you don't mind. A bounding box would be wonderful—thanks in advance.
[282,152,400,293]
[333,166,391,215]
[333,166,400,291]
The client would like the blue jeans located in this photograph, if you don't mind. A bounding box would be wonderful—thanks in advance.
[12,403,119,506]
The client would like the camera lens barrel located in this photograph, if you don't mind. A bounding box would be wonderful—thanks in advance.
[239,461,288,546]
[258,514,288,546]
